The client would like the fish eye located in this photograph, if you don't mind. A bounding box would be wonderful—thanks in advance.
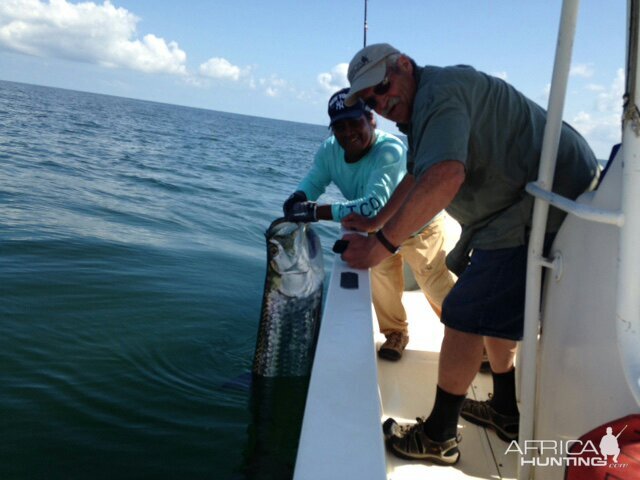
[269,243,279,257]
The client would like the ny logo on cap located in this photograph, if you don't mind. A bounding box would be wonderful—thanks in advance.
[330,94,347,111]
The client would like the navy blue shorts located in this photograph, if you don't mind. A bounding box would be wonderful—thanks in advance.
[441,237,554,341]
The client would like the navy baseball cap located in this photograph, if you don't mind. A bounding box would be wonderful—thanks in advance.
[327,88,370,126]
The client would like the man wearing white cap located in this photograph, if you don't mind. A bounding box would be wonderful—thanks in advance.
[340,43,599,464]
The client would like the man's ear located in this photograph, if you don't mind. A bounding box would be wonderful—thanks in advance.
[397,55,414,74]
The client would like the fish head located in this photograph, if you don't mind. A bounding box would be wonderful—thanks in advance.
[266,219,324,298]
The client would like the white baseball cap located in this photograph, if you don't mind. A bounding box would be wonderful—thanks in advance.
[345,43,400,106]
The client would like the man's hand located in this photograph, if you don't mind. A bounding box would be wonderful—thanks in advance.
[340,233,391,269]
[285,202,318,223]
[341,213,379,233]
[282,191,307,217]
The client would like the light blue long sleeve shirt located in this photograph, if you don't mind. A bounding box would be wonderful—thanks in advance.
[297,130,407,222]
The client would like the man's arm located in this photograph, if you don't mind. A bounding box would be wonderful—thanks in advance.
[283,144,333,222]
[383,161,464,246]
[341,174,415,232]
[341,161,465,269]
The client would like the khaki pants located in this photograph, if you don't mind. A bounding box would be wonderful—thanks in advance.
[370,214,458,336]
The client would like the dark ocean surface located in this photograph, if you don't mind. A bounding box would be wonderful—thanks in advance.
[0,79,343,479]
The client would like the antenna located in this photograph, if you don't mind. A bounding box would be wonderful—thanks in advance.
[363,0,368,47]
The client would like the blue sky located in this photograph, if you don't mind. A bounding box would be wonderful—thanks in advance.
[0,0,627,158]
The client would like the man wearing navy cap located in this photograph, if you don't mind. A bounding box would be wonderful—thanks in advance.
[283,88,456,360]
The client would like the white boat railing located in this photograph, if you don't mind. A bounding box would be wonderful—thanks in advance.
[520,1,640,479]
[519,2,580,475]
[614,0,640,414]
[293,255,386,480]
[524,182,624,226]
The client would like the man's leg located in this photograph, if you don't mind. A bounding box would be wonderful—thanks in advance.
[384,326,478,464]
[420,327,483,441]
[484,336,518,373]
[401,214,457,319]
[386,244,525,462]
[438,327,485,394]
[447,245,526,442]
[436,332,519,435]
[482,337,519,416]
[370,253,409,360]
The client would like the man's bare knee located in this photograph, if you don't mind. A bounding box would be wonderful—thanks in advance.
[484,336,518,373]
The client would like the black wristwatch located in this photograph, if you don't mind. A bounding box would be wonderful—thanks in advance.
[375,230,399,254]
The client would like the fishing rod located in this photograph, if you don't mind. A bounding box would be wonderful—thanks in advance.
[363,0,368,47]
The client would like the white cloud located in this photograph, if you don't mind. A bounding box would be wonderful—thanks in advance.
[537,82,552,106]
[317,63,348,93]
[595,68,625,113]
[0,0,187,75]
[586,83,606,92]
[570,63,595,78]
[0,1,313,100]
[199,57,249,81]
[197,58,293,99]
[571,68,624,158]
[573,111,592,123]
[531,69,623,158]
[492,71,508,81]
[260,74,288,97]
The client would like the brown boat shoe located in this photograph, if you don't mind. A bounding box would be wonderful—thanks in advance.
[460,397,519,443]
[378,331,409,361]
[384,417,461,465]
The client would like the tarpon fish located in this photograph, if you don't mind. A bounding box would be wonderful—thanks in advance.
[240,219,324,478]
[252,218,324,377]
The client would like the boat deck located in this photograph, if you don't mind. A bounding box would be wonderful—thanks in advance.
[294,259,519,480]
[376,290,518,479]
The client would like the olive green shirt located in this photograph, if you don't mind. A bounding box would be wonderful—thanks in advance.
[403,65,599,274]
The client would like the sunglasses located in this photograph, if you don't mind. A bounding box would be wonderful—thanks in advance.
[363,76,392,109]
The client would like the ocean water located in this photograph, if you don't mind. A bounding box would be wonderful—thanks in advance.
[0,80,342,479]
